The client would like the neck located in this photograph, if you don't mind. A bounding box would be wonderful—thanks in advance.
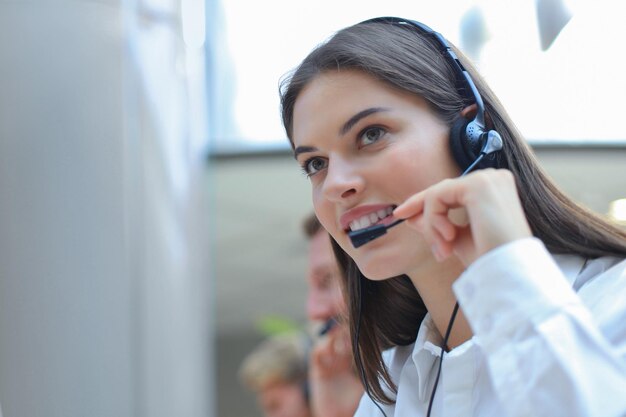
[407,257,472,350]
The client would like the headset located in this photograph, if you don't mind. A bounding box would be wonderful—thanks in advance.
[347,17,504,417]
[364,16,501,171]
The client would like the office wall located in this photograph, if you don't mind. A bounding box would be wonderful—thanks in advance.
[0,1,213,416]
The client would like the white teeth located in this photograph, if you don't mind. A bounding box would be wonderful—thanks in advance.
[360,216,372,229]
[348,207,394,232]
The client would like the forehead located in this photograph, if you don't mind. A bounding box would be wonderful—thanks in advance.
[292,70,419,145]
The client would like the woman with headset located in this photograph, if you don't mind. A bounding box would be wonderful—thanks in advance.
[279,17,626,417]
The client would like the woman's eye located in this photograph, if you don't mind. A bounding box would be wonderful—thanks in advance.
[359,127,385,146]
[302,157,327,176]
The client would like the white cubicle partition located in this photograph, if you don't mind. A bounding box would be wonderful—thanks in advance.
[0,1,213,416]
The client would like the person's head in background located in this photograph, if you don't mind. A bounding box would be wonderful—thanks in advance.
[239,333,312,417]
[302,212,345,326]
[302,213,364,417]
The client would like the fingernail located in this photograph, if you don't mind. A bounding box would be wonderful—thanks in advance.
[431,244,444,262]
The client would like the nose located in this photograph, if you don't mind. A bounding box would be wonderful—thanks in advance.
[322,156,364,202]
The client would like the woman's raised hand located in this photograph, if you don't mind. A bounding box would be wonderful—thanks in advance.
[393,169,532,266]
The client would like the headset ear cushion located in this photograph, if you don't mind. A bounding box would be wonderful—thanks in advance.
[449,117,473,171]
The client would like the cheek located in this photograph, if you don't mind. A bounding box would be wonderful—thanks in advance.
[389,144,458,196]
[375,153,426,201]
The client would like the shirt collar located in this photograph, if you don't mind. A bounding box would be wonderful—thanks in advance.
[551,253,587,288]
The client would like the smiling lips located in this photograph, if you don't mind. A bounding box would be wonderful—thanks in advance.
[340,205,396,232]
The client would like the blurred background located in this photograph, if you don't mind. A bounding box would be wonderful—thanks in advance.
[0,0,625,416]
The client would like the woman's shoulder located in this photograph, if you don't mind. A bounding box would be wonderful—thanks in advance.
[560,256,626,359]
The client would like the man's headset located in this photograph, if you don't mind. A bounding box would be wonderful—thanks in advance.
[348,16,503,249]
[348,17,504,417]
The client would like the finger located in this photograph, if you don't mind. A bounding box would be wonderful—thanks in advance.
[450,226,476,265]
[393,191,425,219]
[420,180,469,260]
[421,185,455,237]
[448,207,469,227]
[430,178,468,210]
[434,238,454,261]
[432,211,456,241]
[403,213,424,232]
[424,209,454,261]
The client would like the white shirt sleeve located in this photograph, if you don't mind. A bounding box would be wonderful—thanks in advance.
[453,237,626,417]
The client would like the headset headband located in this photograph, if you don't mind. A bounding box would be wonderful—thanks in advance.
[358,17,486,129]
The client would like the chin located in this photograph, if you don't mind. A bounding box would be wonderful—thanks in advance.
[359,265,399,281]
[350,245,411,281]
[347,233,431,281]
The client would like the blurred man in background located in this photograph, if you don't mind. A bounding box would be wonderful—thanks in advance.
[303,213,363,417]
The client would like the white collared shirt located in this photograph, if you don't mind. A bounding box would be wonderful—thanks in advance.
[355,237,626,417]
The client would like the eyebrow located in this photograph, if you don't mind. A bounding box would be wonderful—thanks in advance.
[293,107,390,160]
[340,107,389,136]
[293,145,317,160]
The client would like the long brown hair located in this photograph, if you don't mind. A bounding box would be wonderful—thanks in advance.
[279,20,626,404]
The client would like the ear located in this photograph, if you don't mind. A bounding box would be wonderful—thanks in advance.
[461,103,494,129]
[460,104,478,119]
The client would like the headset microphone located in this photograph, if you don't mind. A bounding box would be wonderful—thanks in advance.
[348,219,404,248]
[318,317,338,336]
[347,129,502,248]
